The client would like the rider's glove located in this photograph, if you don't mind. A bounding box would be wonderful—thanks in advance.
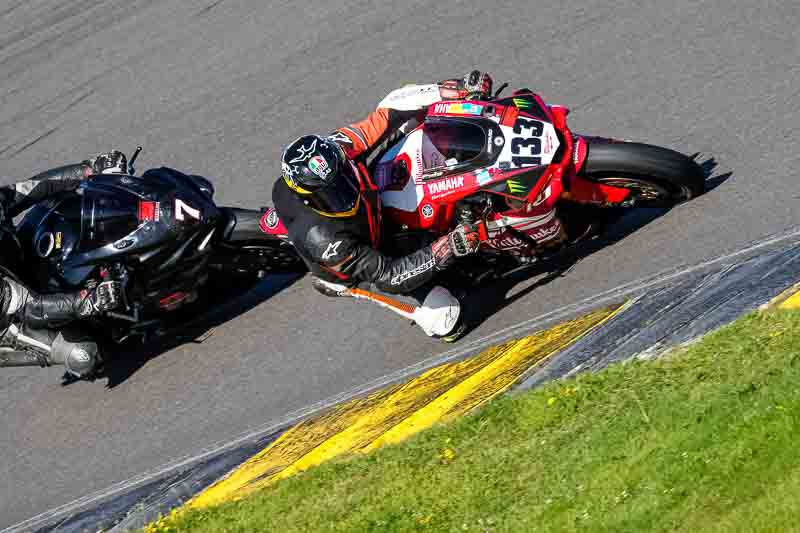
[85,150,128,175]
[77,281,122,316]
[438,70,493,101]
[463,70,493,100]
[431,222,487,270]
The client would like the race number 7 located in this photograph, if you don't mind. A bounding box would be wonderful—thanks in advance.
[175,198,200,221]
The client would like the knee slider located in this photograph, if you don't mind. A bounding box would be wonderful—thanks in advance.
[312,277,350,297]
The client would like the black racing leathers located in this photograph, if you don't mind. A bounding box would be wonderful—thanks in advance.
[272,84,463,294]
[0,163,93,328]
[273,179,438,294]
[0,164,88,219]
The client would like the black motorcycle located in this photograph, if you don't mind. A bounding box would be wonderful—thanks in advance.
[2,148,303,376]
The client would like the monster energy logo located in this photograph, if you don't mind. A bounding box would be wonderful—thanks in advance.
[512,97,532,109]
[507,179,529,195]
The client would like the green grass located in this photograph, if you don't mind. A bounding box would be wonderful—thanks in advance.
[150,310,800,532]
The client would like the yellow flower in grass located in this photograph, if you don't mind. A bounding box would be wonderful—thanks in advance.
[418,514,434,525]
[439,447,456,464]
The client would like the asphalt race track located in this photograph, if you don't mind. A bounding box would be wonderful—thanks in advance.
[1,0,798,528]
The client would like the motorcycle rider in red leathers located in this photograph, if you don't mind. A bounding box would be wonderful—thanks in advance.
[0,152,125,378]
[273,71,547,341]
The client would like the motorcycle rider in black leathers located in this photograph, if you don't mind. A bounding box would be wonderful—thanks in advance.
[273,71,494,341]
[0,151,126,378]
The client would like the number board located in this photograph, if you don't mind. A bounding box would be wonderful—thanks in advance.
[496,116,560,170]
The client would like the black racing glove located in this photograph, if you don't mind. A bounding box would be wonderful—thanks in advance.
[431,221,487,270]
[85,150,128,175]
[77,281,123,316]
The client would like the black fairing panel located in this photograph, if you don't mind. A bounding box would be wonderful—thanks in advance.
[18,168,222,293]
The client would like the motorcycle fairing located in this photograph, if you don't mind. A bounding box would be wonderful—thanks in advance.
[19,169,222,291]
[375,98,563,233]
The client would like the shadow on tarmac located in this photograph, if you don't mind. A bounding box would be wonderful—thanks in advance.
[64,273,303,389]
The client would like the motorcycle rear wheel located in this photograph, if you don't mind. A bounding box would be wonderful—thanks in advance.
[582,140,705,207]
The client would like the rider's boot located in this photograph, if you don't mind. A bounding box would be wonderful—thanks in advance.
[0,322,100,378]
[0,279,102,378]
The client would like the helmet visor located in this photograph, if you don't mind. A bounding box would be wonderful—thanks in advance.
[306,162,360,217]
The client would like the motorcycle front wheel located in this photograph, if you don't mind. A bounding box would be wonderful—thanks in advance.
[582,140,705,207]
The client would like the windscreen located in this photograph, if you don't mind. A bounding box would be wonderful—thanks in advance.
[79,188,141,252]
[424,120,486,168]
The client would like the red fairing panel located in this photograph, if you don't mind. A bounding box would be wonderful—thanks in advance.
[572,135,589,173]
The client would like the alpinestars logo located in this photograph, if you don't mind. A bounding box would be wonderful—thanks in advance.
[391,258,435,286]
[327,131,353,145]
[322,240,342,260]
[288,138,318,165]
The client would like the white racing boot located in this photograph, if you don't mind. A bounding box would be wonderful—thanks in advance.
[411,286,462,339]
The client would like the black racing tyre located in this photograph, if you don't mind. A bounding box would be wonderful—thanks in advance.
[583,140,705,206]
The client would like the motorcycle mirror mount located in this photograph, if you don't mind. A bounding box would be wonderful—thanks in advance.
[493,82,509,100]
[128,146,143,175]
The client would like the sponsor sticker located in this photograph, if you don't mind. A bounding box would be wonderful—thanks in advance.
[72,348,91,364]
[426,176,464,196]
[138,200,159,222]
[433,102,484,115]
[543,131,554,154]
[490,233,527,250]
[308,155,331,179]
[390,257,435,286]
[486,130,505,152]
[421,203,434,218]
[527,221,562,242]
[476,169,492,186]
[512,97,533,109]
[264,208,279,229]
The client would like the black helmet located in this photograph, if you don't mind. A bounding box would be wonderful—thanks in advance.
[281,135,361,218]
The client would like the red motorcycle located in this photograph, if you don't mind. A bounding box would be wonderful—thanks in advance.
[262,85,705,277]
